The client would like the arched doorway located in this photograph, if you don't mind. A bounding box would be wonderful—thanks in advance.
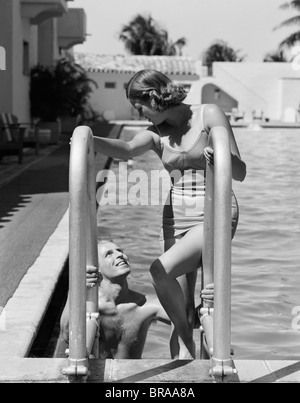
[202,84,238,113]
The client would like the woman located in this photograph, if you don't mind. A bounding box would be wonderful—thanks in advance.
[93,69,246,359]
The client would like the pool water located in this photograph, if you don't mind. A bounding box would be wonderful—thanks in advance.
[97,126,300,360]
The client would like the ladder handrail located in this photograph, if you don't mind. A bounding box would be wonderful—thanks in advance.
[65,126,100,382]
[202,126,235,381]
[65,124,235,382]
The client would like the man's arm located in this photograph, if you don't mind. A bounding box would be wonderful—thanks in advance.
[200,284,214,304]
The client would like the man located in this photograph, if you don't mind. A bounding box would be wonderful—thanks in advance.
[55,240,214,359]
[54,240,171,359]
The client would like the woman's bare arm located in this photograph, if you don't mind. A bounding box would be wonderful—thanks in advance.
[204,104,247,182]
[93,129,156,159]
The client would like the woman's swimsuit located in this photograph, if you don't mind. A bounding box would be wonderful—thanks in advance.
[153,105,239,241]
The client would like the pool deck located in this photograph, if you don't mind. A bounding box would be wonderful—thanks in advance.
[0,122,299,383]
[0,358,299,383]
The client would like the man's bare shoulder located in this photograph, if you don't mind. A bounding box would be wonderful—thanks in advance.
[123,289,147,306]
[117,291,163,317]
[116,301,162,325]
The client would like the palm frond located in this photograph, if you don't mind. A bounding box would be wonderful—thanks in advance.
[274,15,300,30]
[119,14,187,55]
[279,30,300,48]
[174,37,187,47]
[263,49,288,62]
[280,0,300,11]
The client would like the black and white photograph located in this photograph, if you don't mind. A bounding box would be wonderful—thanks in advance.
[0,0,299,385]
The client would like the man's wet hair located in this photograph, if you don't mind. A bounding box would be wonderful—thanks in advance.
[98,239,114,248]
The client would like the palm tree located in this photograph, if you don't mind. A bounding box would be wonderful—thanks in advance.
[169,38,187,56]
[119,14,187,56]
[263,49,289,62]
[274,1,300,48]
[202,40,245,75]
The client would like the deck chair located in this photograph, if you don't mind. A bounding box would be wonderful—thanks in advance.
[1,113,40,155]
[0,113,25,164]
[252,109,264,121]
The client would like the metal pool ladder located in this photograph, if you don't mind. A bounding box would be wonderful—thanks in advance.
[200,125,237,381]
[65,125,236,383]
[63,126,100,383]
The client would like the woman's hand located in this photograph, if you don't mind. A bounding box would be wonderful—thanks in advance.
[86,266,103,288]
[204,147,214,165]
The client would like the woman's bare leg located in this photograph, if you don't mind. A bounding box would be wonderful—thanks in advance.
[151,225,203,359]
[160,238,180,358]
[169,272,198,359]
[161,235,198,359]
[176,271,198,358]
[160,236,198,359]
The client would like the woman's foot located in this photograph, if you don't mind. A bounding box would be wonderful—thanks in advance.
[178,339,196,360]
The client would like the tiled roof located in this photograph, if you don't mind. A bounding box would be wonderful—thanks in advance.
[74,53,200,77]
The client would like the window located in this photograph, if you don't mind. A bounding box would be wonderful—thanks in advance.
[183,84,191,92]
[23,41,30,76]
[105,82,116,89]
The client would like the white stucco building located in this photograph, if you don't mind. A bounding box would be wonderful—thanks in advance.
[74,53,202,121]
[0,0,86,122]
[201,62,300,122]
[75,53,300,123]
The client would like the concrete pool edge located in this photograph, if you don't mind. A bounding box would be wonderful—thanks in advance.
[0,209,70,359]
[0,358,299,383]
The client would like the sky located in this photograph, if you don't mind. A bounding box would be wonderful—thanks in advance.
[71,0,297,62]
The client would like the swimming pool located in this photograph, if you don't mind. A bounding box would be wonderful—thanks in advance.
[97,126,300,360]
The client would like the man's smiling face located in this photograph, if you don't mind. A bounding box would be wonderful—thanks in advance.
[98,241,131,279]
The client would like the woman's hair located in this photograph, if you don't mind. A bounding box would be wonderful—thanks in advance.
[125,69,187,112]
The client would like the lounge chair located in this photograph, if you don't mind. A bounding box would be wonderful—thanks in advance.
[231,108,245,122]
[252,109,264,121]
[0,113,42,156]
[0,113,25,164]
